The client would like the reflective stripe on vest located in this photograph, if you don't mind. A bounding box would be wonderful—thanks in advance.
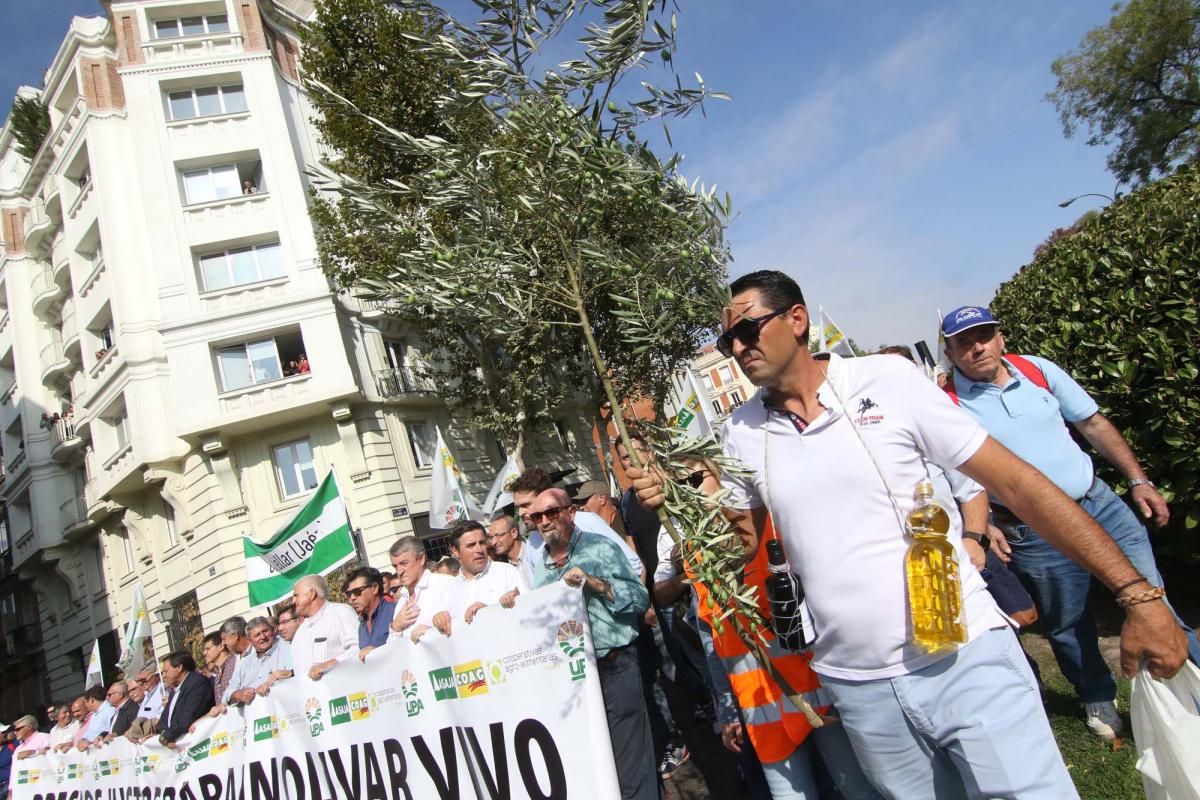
[741,686,833,727]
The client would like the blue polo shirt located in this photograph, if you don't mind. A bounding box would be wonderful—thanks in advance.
[358,598,397,649]
[952,355,1099,502]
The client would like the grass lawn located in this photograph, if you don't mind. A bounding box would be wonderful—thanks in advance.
[1023,633,1146,800]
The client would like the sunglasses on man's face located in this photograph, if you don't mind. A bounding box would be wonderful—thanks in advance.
[716,307,792,358]
[346,585,375,599]
[528,506,568,525]
[682,470,706,489]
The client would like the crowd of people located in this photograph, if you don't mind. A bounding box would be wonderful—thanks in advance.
[2,269,1196,800]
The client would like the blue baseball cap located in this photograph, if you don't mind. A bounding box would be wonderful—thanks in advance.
[941,306,999,337]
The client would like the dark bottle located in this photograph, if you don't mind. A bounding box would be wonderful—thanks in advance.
[765,540,807,652]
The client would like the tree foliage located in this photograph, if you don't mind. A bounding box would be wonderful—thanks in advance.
[308,0,824,721]
[992,164,1200,554]
[1048,0,1200,184]
[9,97,50,161]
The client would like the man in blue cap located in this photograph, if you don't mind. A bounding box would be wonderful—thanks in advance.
[942,305,1200,740]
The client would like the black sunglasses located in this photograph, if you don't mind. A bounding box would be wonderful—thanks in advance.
[682,470,705,489]
[528,506,568,525]
[346,585,375,598]
[716,307,792,357]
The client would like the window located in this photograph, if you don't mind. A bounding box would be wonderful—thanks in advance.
[729,389,744,407]
[0,519,8,555]
[720,365,734,383]
[182,165,240,204]
[99,326,114,352]
[168,84,247,121]
[711,400,722,416]
[198,242,284,291]
[120,530,134,573]
[113,412,130,451]
[383,339,410,370]
[701,373,714,391]
[216,331,305,392]
[153,14,229,39]
[273,439,318,499]
[553,419,575,451]
[407,421,433,469]
[164,503,179,548]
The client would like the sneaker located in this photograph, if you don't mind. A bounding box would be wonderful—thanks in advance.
[659,744,689,780]
[1084,700,1123,740]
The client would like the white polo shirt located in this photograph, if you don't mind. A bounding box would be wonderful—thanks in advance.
[447,559,526,621]
[721,353,1006,681]
[388,569,455,642]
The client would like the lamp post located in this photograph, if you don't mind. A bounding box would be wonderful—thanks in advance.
[152,602,180,652]
[1058,181,1124,208]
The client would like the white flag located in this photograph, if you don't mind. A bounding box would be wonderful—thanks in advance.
[116,584,152,676]
[429,427,482,529]
[819,306,857,357]
[85,639,103,690]
[482,452,522,516]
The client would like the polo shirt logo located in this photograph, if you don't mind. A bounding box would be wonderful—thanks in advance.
[854,397,884,426]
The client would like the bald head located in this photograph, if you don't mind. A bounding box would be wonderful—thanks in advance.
[533,488,576,549]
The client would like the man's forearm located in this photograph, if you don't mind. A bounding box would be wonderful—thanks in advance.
[959,491,989,533]
[1074,413,1147,482]
[959,438,1141,591]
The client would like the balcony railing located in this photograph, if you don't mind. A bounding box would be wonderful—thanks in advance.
[0,382,15,405]
[374,366,436,397]
[3,623,42,660]
[6,450,26,474]
[61,495,88,532]
[52,416,77,444]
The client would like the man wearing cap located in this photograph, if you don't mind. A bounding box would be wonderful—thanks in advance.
[573,481,637,548]
[943,305,1200,739]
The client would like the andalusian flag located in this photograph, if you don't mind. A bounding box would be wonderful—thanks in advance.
[116,584,152,676]
[429,427,481,529]
[819,306,856,357]
[242,472,356,606]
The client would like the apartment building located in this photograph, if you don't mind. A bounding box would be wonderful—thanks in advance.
[0,0,601,710]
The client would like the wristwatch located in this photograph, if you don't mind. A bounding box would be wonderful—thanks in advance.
[1128,479,1155,489]
[962,530,989,549]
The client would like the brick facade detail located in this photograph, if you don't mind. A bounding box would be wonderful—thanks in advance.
[80,58,126,112]
[236,0,268,52]
[113,12,144,66]
[2,208,29,255]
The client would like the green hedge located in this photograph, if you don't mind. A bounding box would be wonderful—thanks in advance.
[991,165,1200,557]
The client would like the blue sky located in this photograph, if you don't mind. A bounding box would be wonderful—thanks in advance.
[2,1,1119,350]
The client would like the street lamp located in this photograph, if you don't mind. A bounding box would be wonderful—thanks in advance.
[152,602,179,651]
[1057,192,1114,208]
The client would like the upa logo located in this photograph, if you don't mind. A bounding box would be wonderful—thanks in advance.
[305,697,325,737]
[401,669,424,718]
[430,659,490,701]
[330,692,375,725]
[557,620,587,681]
[253,716,280,741]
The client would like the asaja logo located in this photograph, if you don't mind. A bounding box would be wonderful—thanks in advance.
[401,669,424,718]
[330,692,374,726]
[253,716,280,741]
[429,659,490,701]
[16,769,40,785]
[187,739,212,763]
[305,697,325,737]
[557,620,587,682]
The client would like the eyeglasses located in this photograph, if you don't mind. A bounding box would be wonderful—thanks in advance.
[345,585,375,598]
[715,307,792,357]
[278,616,297,625]
[528,506,568,525]
[683,470,705,489]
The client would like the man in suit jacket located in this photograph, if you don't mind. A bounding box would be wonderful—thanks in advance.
[108,678,143,739]
[156,652,214,746]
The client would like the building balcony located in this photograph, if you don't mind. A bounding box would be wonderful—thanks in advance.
[2,623,42,663]
[50,416,84,463]
[30,270,64,317]
[22,200,54,253]
[0,311,11,358]
[6,450,27,478]
[62,495,96,538]
[40,340,71,386]
[142,30,243,63]
[66,177,94,224]
[374,366,436,398]
[62,302,80,362]
[52,242,71,287]
[69,371,89,410]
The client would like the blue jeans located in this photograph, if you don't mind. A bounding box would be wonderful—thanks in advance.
[761,720,883,800]
[821,628,1079,799]
[997,478,1200,702]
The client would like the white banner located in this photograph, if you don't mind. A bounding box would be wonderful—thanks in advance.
[12,582,619,800]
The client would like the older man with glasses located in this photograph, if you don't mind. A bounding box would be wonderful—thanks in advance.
[529,487,655,800]
[11,716,50,760]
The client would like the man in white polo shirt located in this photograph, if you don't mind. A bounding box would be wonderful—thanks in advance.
[629,270,1185,799]
[444,520,524,634]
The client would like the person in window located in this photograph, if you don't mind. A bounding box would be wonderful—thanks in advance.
[283,361,298,377]
[242,179,257,195]
[296,354,310,374]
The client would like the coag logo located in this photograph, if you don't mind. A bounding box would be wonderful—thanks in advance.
[557,620,587,681]
[430,659,491,701]
[209,733,231,756]
[305,697,325,737]
[401,669,424,718]
[253,716,280,741]
[330,692,374,726]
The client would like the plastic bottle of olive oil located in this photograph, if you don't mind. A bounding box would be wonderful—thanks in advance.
[905,479,967,651]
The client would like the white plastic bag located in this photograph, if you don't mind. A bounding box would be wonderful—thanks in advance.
[1131,662,1200,800]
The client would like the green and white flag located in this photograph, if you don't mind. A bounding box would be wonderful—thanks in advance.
[242,471,357,607]
[116,584,151,676]
[84,639,103,690]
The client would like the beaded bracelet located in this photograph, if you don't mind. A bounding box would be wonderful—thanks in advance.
[1116,586,1166,608]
